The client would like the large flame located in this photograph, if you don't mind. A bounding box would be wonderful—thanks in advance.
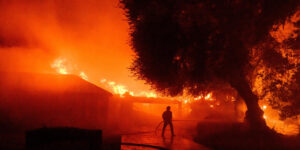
[51,57,159,98]
[51,58,68,75]
[51,57,89,82]
[100,78,157,98]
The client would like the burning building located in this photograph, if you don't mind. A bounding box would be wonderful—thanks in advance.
[0,72,112,132]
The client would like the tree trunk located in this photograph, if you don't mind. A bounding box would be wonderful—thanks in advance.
[229,76,267,130]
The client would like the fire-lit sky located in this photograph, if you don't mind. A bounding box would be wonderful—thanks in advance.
[0,0,152,94]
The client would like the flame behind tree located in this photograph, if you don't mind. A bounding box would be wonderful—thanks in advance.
[252,11,300,122]
[121,0,300,130]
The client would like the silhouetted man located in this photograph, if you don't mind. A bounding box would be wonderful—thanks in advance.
[162,106,174,136]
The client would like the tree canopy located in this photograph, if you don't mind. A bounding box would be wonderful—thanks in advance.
[121,0,300,128]
[251,14,300,120]
[122,0,298,95]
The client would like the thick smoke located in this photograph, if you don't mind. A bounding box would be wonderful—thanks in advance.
[0,0,150,92]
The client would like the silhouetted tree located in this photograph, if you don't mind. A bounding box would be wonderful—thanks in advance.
[121,0,300,130]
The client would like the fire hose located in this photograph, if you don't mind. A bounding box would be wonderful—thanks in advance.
[120,143,168,150]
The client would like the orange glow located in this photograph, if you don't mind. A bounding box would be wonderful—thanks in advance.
[262,105,267,110]
[0,0,299,137]
[112,85,128,97]
[100,78,158,98]
[252,11,300,135]
[0,0,155,96]
[51,57,89,81]
[194,95,203,101]
[51,58,68,75]
[179,92,214,104]
[270,11,300,43]
[50,57,160,97]
[184,99,188,104]
[259,102,299,135]
[204,93,213,101]
[79,72,88,81]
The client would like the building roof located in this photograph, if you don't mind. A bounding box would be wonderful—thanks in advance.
[0,72,112,97]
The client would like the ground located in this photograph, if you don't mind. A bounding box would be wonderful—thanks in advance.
[120,120,211,150]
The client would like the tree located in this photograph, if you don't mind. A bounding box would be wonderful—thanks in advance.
[279,69,300,120]
[252,14,300,121]
[121,0,300,130]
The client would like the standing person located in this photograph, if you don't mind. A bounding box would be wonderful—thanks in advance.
[162,106,174,136]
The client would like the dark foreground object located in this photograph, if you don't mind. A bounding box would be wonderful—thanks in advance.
[195,122,300,150]
[26,127,102,150]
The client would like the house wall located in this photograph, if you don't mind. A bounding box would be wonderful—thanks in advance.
[0,90,110,132]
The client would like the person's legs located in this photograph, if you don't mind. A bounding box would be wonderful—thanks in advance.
[169,122,174,136]
[162,122,167,136]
